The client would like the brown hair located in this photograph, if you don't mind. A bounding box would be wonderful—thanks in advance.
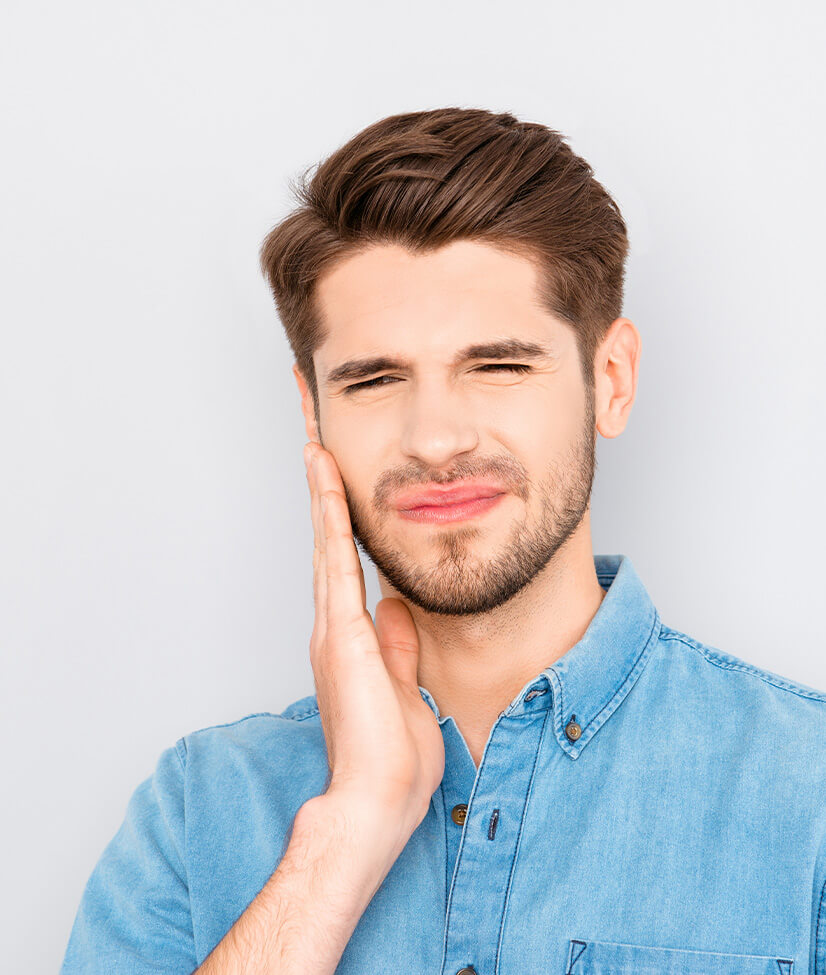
[259,107,629,420]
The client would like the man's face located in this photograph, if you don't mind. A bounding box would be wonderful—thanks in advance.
[310,239,597,617]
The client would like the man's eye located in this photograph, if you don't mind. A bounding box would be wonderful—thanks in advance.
[344,364,531,394]
[345,375,400,393]
[476,363,531,375]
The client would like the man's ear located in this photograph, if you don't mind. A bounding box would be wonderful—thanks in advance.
[292,363,322,444]
[594,317,641,440]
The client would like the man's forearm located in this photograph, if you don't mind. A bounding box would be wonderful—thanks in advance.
[195,794,410,975]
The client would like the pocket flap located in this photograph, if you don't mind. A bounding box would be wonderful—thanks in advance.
[565,938,794,975]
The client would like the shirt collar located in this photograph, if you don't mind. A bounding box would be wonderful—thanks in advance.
[418,553,661,760]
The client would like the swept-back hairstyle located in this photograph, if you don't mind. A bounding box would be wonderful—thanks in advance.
[259,107,629,419]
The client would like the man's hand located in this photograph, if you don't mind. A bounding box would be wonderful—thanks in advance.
[303,440,445,841]
[195,444,447,974]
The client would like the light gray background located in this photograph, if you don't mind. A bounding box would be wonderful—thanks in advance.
[2,0,824,970]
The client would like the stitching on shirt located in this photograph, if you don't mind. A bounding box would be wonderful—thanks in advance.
[174,736,188,769]
[184,710,289,738]
[658,626,826,704]
[588,608,661,729]
[440,786,451,895]
[281,706,320,722]
[154,743,194,942]
[186,707,326,743]
[815,870,826,975]
[776,958,794,975]
[277,695,323,721]
[487,808,499,840]
[566,939,588,974]
[441,711,510,973]
[494,708,551,974]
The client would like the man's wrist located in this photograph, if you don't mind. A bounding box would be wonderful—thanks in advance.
[294,790,419,879]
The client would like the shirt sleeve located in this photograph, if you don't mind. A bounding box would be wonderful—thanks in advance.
[60,740,198,974]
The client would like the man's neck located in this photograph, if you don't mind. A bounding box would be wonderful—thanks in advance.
[377,533,607,769]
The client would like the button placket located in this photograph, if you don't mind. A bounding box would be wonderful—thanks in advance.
[441,708,550,975]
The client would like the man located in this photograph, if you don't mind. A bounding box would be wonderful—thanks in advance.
[61,108,826,975]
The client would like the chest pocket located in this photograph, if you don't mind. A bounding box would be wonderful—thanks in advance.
[565,939,794,975]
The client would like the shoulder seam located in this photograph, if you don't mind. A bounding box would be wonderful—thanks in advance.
[174,736,188,771]
[184,710,285,738]
[283,706,320,722]
[659,625,826,704]
[182,706,321,742]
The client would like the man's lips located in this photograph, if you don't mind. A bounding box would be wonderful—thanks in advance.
[393,482,508,511]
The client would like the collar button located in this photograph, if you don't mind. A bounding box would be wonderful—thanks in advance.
[565,715,582,741]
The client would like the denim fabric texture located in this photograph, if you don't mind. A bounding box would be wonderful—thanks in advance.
[60,553,826,974]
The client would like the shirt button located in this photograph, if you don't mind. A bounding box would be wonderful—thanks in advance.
[565,715,582,741]
[451,803,468,825]
[456,968,477,975]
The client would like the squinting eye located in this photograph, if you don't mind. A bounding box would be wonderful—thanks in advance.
[344,363,531,394]
[476,364,532,375]
[344,375,401,393]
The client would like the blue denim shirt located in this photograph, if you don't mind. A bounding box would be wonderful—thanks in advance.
[61,553,826,975]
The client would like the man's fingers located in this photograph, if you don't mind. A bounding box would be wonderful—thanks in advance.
[308,445,369,638]
[306,449,327,652]
[320,487,370,633]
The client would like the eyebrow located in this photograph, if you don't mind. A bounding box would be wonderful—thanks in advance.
[324,338,557,389]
